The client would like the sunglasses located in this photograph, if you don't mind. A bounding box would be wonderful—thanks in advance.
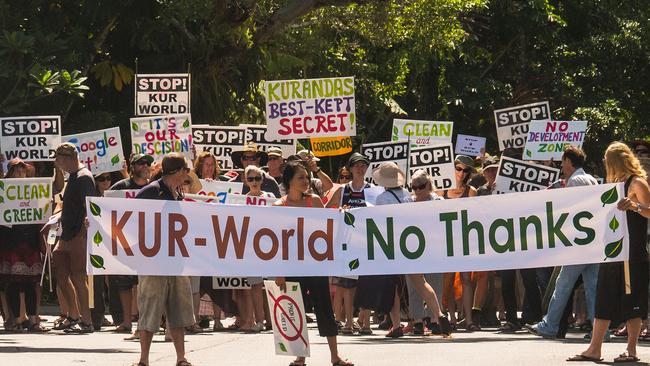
[134,161,151,166]
[242,155,258,161]
[339,175,351,180]
[455,166,472,174]
[268,156,282,161]
[412,183,427,191]
[246,176,263,183]
[95,175,111,182]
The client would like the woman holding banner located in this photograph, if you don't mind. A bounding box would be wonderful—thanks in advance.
[274,160,353,366]
[570,142,650,362]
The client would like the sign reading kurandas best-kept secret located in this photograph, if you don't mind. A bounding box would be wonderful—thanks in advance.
[264,77,356,139]
[130,114,193,162]
[86,183,627,276]
[0,178,53,225]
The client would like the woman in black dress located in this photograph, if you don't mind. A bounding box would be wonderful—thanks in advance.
[570,142,650,362]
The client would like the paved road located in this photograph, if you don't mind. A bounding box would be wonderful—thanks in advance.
[1,316,650,365]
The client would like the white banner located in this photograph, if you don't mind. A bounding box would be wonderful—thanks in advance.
[265,281,310,357]
[409,143,456,190]
[455,134,486,157]
[494,101,551,150]
[135,73,190,116]
[0,116,61,161]
[0,178,53,225]
[392,119,453,146]
[523,120,588,161]
[86,183,628,276]
[192,125,245,170]
[495,157,560,194]
[361,140,409,184]
[130,114,193,162]
[62,127,124,174]
[264,77,356,139]
[242,124,296,158]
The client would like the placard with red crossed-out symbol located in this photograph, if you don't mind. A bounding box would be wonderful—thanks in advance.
[264,281,310,357]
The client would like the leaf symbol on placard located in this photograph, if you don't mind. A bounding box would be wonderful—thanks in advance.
[131,122,139,131]
[348,258,360,271]
[278,342,287,352]
[609,216,620,232]
[89,201,101,217]
[343,211,355,227]
[604,238,623,260]
[525,149,532,158]
[0,196,4,204]
[93,231,102,245]
[291,285,298,292]
[392,126,399,140]
[182,119,190,129]
[110,155,120,165]
[600,186,618,207]
[90,254,106,269]
[349,112,355,126]
[0,181,5,190]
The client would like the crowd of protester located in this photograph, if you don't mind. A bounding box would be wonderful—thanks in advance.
[0,139,649,366]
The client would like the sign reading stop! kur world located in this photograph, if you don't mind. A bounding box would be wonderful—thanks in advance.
[0,116,61,162]
[494,156,560,194]
[264,281,310,357]
[130,114,193,162]
[192,125,246,170]
[0,178,53,225]
[361,140,410,185]
[523,120,588,161]
[264,77,356,139]
[494,101,551,150]
[409,143,456,190]
[62,127,124,175]
[135,73,190,116]
[242,124,296,159]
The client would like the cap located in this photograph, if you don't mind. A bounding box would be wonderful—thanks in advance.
[50,142,78,158]
[161,153,189,175]
[267,147,283,158]
[346,153,370,169]
[297,149,320,162]
[455,155,475,168]
[130,153,154,165]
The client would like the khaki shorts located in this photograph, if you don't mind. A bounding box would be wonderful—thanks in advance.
[52,227,87,276]
[137,276,195,333]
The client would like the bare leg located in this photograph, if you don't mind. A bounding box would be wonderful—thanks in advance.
[473,272,488,309]
[192,292,200,322]
[625,318,642,357]
[235,289,253,329]
[70,273,91,323]
[169,327,187,363]
[389,290,401,332]
[359,308,370,330]
[444,273,457,324]
[57,275,80,320]
[251,284,265,324]
[579,318,610,359]
[131,286,138,320]
[118,289,132,328]
[332,285,344,322]
[460,272,474,325]
[138,330,154,365]
[343,288,356,328]
[407,274,442,322]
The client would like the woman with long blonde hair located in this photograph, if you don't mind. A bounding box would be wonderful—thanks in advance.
[570,142,650,362]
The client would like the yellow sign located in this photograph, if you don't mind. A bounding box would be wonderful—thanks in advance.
[310,136,353,157]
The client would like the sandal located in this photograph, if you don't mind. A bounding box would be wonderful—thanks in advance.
[614,352,640,363]
[466,323,481,332]
[385,327,404,338]
[567,354,603,362]
[498,322,521,333]
[53,317,78,331]
[341,327,354,335]
[213,321,225,332]
[176,360,192,366]
[130,362,147,366]
[289,362,306,366]
[332,360,354,366]
[614,326,628,337]
[28,322,50,333]
[114,324,132,333]
[359,328,373,335]
[185,323,203,333]
[53,315,67,328]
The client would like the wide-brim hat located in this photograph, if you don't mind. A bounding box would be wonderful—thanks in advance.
[297,149,320,162]
[231,143,268,169]
[455,154,476,169]
[267,147,283,158]
[372,162,406,188]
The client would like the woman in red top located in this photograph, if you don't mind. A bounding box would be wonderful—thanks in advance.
[274,161,353,366]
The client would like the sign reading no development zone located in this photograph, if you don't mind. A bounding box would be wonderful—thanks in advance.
[135,73,190,116]
[494,101,551,150]
[523,120,588,161]
[0,116,61,161]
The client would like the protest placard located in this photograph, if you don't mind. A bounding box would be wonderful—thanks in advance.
[212,277,252,289]
[87,182,627,276]
[104,190,139,199]
[455,134,486,157]
[361,140,410,184]
[192,125,245,170]
[391,119,453,146]
[241,124,295,158]
[409,143,456,190]
[130,114,193,162]
[309,136,353,157]
[0,178,52,225]
[494,101,551,150]
[134,73,190,116]
[0,116,61,161]
[184,192,274,206]
[62,127,124,174]
[494,156,560,194]
[264,280,310,357]
[523,120,588,161]
[264,77,356,139]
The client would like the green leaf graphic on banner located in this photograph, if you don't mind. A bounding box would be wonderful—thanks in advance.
[0,181,4,190]
[131,122,138,131]
[343,211,355,227]
[90,254,105,269]
[604,238,623,260]
[609,217,620,232]
[89,201,101,217]
[93,231,102,245]
[111,155,120,165]
[348,258,360,271]
[600,186,618,207]
[278,342,287,352]
[182,119,190,129]
[525,149,532,158]
[349,113,355,126]
[392,126,399,140]
[291,285,298,292]
[0,196,4,204]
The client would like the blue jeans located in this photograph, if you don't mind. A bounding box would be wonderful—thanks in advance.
[535,264,598,336]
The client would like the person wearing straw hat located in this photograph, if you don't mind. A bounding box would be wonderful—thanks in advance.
[231,143,281,197]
